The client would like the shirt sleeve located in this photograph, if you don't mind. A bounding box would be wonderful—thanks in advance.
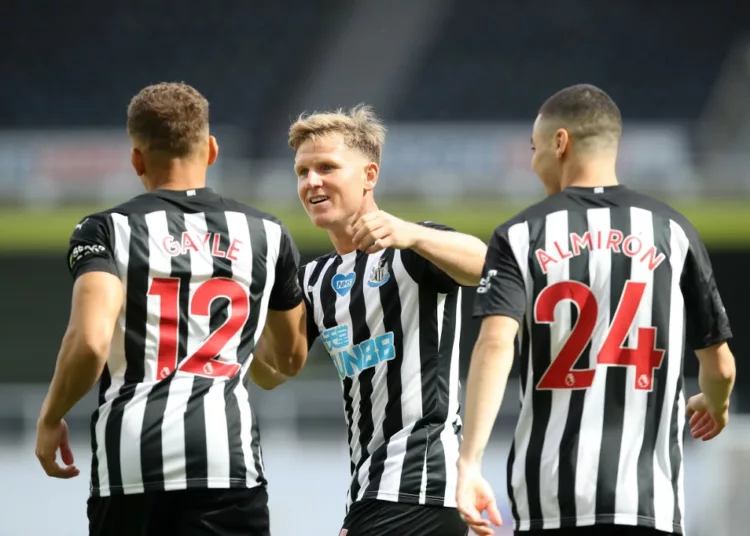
[268,224,305,311]
[680,226,732,349]
[472,224,527,323]
[399,221,459,293]
[298,265,320,350]
[67,214,118,280]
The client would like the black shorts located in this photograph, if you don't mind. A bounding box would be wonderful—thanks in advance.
[341,499,468,536]
[87,487,270,536]
[517,526,675,536]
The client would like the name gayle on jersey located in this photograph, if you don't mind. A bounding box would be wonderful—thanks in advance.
[321,326,397,379]
[162,232,243,261]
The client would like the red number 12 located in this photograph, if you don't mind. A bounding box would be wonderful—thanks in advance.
[534,281,664,391]
[148,277,249,380]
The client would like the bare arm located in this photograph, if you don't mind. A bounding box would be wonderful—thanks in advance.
[249,337,290,390]
[249,302,307,389]
[409,224,487,286]
[695,342,736,411]
[458,315,518,467]
[351,211,487,286]
[249,223,308,389]
[679,223,734,414]
[39,272,123,425]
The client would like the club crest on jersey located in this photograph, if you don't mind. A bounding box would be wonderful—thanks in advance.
[332,272,356,296]
[367,259,390,288]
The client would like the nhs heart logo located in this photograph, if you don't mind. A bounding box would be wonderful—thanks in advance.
[332,272,356,297]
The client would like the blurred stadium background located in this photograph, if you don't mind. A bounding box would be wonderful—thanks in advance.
[2,1,750,535]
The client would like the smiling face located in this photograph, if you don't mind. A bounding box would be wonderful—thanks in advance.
[294,132,378,230]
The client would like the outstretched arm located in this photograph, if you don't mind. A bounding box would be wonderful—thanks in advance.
[352,211,487,286]
[249,225,308,390]
[408,224,487,286]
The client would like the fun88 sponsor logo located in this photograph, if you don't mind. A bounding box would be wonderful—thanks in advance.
[320,325,396,379]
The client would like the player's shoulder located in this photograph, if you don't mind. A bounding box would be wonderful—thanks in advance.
[607,188,702,245]
[68,207,120,245]
[487,195,565,241]
[299,250,338,276]
[216,196,285,227]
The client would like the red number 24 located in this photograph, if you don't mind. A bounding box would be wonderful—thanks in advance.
[148,277,249,380]
[534,281,664,391]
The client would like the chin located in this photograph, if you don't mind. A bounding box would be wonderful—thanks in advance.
[307,210,340,230]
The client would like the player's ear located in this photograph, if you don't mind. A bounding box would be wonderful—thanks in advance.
[207,135,219,166]
[363,162,379,192]
[131,148,146,177]
[554,128,570,159]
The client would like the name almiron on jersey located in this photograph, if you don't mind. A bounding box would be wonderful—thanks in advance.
[535,229,665,274]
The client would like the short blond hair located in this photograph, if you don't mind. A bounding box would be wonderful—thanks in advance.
[288,104,386,164]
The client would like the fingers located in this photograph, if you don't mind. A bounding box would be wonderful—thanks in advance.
[700,424,723,441]
[690,414,714,439]
[457,505,489,527]
[36,451,80,479]
[487,498,503,527]
[689,411,726,441]
[60,439,75,466]
[458,507,492,536]
[689,410,706,427]
[466,518,494,536]
[352,217,386,250]
[354,224,390,252]
[365,236,391,254]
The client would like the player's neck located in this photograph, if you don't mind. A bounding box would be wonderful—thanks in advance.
[144,174,208,193]
[142,162,208,193]
[328,199,379,255]
[560,158,619,191]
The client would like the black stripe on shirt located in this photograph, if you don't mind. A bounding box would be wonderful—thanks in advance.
[204,211,246,487]
[425,290,459,504]
[348,252,375,503]
[524,215,550,529]
[557,210,591,526]
[243,215,269,485]
[365,248,404,499]
[595,206,632,517]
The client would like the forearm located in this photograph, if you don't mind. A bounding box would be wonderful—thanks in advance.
[40,331,108,425]
[459,340,514,466]
[249,354,289,390]
[249,336,290,390]
[698,356,735,410]
[410,225,486,286]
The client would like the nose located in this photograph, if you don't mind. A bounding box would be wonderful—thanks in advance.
[305,171,323,189]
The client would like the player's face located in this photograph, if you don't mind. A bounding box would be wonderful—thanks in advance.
[531,115,562,195]
[295,133,377,229]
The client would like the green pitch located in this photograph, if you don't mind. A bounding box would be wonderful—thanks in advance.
[1,199,749,251]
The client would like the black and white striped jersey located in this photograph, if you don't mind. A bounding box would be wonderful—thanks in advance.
[66,187,303,497]
[473,185,732,534]
[299,222,463,510]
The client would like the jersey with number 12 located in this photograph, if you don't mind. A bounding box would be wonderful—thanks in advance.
[67,187,303,497]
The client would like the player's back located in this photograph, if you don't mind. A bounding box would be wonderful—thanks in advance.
[68,187,297,497]
[495,185,729,533]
